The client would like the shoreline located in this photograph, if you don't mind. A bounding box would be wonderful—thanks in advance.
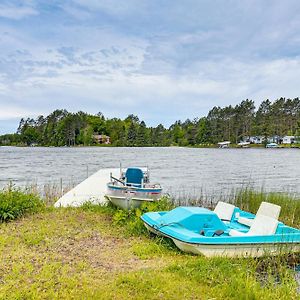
[1,144,300,149]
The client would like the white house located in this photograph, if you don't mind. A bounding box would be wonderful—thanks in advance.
[93,134,111,144]
[282,136,295,144]
[248,136,265,144]
[247,135,282,144]
[267,136,281,144]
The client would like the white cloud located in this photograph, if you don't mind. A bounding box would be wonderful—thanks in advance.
[0,4,38,20]
[61,4,92,20]
[3,54,300,126]
[71,0,147,17]
[0,105,37,120]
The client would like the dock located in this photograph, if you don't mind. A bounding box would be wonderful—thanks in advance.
[54,168,119,207]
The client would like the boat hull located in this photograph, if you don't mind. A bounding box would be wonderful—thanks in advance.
[143,222,167,237]
[143,220,300,257]
[172,239,300,257]
[106,183,162,210]
[106,194,157,210]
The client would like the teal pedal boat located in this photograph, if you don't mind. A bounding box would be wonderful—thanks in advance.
[141,203,300,257]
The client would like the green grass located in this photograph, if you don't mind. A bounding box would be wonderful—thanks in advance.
[0,187,44,222]
[0,190,300,299]
[111,196,175,235]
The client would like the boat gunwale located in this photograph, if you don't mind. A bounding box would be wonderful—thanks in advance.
[107,183,162,193]
[105,194,156,202]
[141,219,300,246]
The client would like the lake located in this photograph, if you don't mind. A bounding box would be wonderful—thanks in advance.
[0,146,299,201]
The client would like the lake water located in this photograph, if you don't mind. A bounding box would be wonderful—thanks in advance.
[0,146,299,201]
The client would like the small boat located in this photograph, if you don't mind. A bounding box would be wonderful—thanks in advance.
[105,167,162,210]
[141,201,300,257]
[218,141,230,148]
[237,141,250,148]
[266,142,279,148]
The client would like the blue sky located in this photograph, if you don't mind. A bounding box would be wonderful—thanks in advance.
[1,0,300,133]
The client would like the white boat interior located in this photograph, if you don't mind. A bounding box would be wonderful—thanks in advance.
[237,201,281,227]
[229,214,279,237]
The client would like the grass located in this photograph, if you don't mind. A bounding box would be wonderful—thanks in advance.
[0,186,44,222]
[0,190,300,299]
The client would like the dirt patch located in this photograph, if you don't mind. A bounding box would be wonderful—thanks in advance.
[52,232,165,272]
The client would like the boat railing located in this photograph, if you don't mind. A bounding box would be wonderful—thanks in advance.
[108,166,161,190]
[110,174,126,186]
[110,174,144,188]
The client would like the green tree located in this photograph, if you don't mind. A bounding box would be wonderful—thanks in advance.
[22,127,40,146]
[136,121,149,146]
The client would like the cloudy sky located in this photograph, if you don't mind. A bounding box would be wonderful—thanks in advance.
[1,0,300,133]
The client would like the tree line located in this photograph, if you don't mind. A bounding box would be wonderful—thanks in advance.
[1,97,300,147]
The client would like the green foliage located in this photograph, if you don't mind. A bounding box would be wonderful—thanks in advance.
[112,196,174,235]
[0,188,44,222]
[0,133,21,146]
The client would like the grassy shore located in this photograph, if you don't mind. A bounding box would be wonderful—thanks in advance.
[0,191,300,299]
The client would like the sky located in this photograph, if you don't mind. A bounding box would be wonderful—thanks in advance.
[1,0,300,134]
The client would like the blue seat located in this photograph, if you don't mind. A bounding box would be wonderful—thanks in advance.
[125,168,144,186]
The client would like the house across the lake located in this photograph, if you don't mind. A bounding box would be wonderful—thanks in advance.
[267,136,281,144]
[93,134,111,144]
[282,136,295,144]
[248,136,265,144]
[243,135,298,145]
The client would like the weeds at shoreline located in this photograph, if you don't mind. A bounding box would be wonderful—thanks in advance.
[229,189,300,227]
[111,196,174,235]
[164,187,300,228]
[0,186,44,222]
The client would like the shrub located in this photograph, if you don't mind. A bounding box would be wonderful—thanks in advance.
[0,188,44,222]
[112,196,174,235]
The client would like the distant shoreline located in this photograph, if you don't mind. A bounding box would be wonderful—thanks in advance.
[1,144,300,149]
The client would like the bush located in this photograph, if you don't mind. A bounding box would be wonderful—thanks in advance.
[0,188,44,222]
[112,196,174,235]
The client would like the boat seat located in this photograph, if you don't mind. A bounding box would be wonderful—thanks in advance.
[229,215,279,237]
[214,201,235,221]
[125,168,144,187]
[237,202,281,227]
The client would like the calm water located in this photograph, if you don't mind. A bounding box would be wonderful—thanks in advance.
[0,146,299,200]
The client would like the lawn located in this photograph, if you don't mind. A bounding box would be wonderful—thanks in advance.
[0,203,299,299]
